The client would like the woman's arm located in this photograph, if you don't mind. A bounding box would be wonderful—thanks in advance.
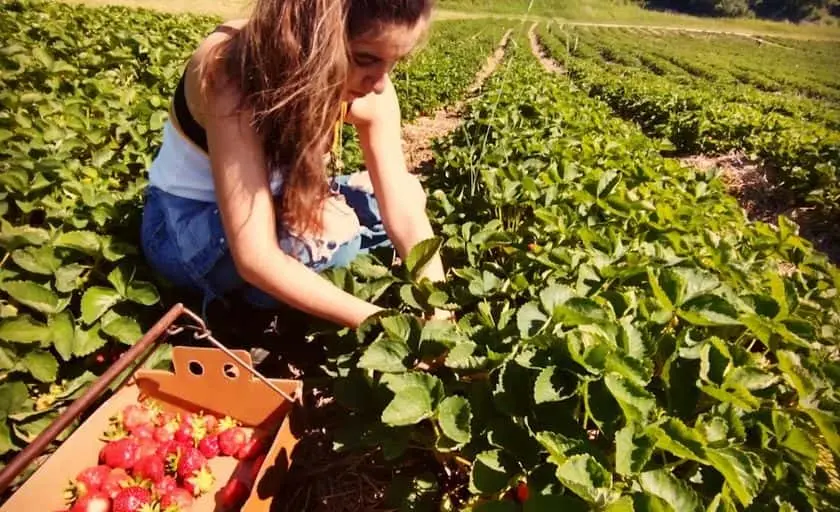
[348,76,446,284]
[204,84,382,328]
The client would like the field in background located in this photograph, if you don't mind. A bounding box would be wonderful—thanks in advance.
[61,0,840,39]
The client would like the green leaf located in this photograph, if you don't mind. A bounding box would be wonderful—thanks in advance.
[406,237,442,281]
[54,264,87,293]
[517,301,548,338]
[724,366,778,391]
[0,315,49,343]
[382,386,433,426]
[125,280,159,305]
[73,323,107,357]
[605,372,656,422]
[11,246,61,275]
[50,311,75,361]
[474,502,517,512]
[445,342,487,370]
[539,284,574,314]
[646,418,708,463]
[107,265,132,296]
[381,314,415,344]
[437,395,471,445]
[639,469,702,512]
[0,422,11,456]
[469,449,518,495]
[0,280,63,314]
[615,424,655,476]
[0,381,28,419]
[801,407,840,457]
[555,298,610,326]
[383,472,438,512]
[358,339,411,373]
[534,366,575,404]
[776,350,815,400]
[523,495,589,512]
[678,295,740,326]
[21,350,58,382]
[0,223,49,251]
[706,447,765,507]
[536,431,586,467]
[100,310,142,345]
[54,230,101,255]
[80,286,122,324]
[554,454,615,504]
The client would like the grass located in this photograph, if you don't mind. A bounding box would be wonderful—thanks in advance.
[59,0,840,39]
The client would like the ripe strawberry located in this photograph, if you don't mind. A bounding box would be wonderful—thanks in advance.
[217,428,247,457]
[515,481,529,503]
[203,414,218,434]
[159,488,193,511]
[101,468,131,499]
[69,491,110,512]
[73,465,111,495]
[100,438,140,469]
[131,424,154,440]
[183,466,215,497]
[155,440,178,460]
[154,475,177,498]
[153,421,177,444]
[176,448,207,480]
[173,421,193,445]
[121,405,152,431]
[217,478,249,510]
[155,411,178,428]
[135,439,158,461]
[235,434,265,461]
[112,487,151,512]
[132,455,165,484]
[198,434,219,459]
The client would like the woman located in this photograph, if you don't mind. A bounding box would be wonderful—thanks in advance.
[141,0,446,328]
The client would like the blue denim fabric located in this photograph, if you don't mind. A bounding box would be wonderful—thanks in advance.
[140,174,392,316]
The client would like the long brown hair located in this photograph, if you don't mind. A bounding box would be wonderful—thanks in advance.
[201,0,433,237]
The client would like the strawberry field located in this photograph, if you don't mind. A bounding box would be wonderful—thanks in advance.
[2,0,840,511]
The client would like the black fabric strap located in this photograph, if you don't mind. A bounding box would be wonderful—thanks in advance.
[173,70,209,153]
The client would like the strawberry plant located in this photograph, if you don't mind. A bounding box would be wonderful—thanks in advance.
[310,29,840,510]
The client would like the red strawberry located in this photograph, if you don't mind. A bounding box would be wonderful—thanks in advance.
[176,448,207,480]
[132,455,165,484]
[183,466,215,497]
[217,478,249,510]
[135,439,158,461]
[217,428,247,457]
[515,481,529,503]
[101,468,131,499]
[235,434,266,461]
[74,465,111,495]
[198,434,219,459]
[112,487,151,512]
[156,440,178,460]
[154,424,176,444]
[159,488,194,511]
[121,405,152,431]
[131,424,154,440]
[203,415,218,434]
[174,421,193,445]
[100,438,140,469]
[154,475,177,497]
[70,491,110,512]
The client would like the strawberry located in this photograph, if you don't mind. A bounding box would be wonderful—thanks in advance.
[69,491,110,512]
[217,427,247,457]
[153,423,176,444]
[203,414,218,434]
[176,448,207,480]
[235,434,266,461]
[131,424,154,440]
[155,411,178,428]
[101,468,131,500]
[121,405,152,431]
[72,465,111,496]
[217,478,249,511]
[112,487,152,512]
[155,440,178,460]
[132,455,165,484]
[198,434,219,459]
[100,438,140,469]
[182,466,215,497]
[135,439,159,461]
[173,421,194,445]
[153,475,177,498]
[515,481,529,503]
[159,488,194,511]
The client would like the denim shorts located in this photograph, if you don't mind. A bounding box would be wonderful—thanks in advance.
[140,173,392,315]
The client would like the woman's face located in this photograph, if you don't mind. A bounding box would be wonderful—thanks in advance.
[344,18,429,101]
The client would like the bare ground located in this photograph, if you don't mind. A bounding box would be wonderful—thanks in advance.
[680,152,840,263]
[401,29,513,173]
[528,22,566,74]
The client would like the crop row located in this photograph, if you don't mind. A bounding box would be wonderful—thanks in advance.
[540,24,840,223]
[309,28,840,511]
[0,0,507,483]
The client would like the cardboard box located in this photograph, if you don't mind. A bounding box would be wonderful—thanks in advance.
[1,345,302,512]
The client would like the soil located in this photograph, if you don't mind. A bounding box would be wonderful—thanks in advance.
[679,151,840,264]
[402,28,512,173]
[528,22,565,74]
